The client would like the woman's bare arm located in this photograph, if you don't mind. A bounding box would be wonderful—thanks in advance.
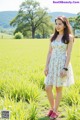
[64,35,74,68]
[45,41,53,68]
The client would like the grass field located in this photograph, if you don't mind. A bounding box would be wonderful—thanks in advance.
[0,38,80,120]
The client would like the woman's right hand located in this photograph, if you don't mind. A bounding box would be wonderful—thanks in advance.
[44,67,49,76]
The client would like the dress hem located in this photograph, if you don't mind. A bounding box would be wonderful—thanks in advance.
[44,82,74,87]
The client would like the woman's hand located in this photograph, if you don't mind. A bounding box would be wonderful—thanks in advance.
[60,69,67,78]
[44,67,49,76]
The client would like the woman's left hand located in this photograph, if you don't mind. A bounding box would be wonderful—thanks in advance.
[60,69,67,78]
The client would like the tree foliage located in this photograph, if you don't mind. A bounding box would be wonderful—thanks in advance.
[10,0,53,38]
[69,12,80,36]
[75,12,80,29]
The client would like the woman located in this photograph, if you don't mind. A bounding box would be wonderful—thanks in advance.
[44,16,74,119]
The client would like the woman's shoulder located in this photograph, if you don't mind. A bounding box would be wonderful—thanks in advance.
[69,34,74,43]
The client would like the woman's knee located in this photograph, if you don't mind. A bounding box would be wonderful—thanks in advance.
[56,87,63,93]
[45,85,53,92]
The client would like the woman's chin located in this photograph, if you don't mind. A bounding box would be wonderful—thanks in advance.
[56,29,61,32]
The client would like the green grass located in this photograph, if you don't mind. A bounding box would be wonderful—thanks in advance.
[0,38,80,120]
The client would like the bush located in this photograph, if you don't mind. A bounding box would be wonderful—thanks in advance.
[14,32,23,39]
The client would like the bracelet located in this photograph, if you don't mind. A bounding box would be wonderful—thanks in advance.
[63,67,68,71]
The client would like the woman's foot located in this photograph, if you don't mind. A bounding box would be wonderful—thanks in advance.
[46,109,53,117]
[50,111,58,119]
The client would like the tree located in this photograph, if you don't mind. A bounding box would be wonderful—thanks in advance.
[69,17,76,35]
[10,0,53,38]
[37,22,54,38]
[74,12,80,29]
[69,13,80,36]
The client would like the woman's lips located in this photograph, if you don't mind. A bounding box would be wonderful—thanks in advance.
[56,29,60,31]
[56,28,60,30]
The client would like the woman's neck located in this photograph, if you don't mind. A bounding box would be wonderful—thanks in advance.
[58,31,64,36]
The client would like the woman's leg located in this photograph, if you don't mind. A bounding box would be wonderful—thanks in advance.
[54,87,63,112]
[45,85,54,110]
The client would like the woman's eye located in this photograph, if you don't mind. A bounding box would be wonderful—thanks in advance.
[55,23,62,25]
[59,23,62,25]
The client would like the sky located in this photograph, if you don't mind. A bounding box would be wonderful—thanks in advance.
[0,0,80,14]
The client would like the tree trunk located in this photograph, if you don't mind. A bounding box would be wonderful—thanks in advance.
[42,33,45,38]
[42,29,45,38]
[32,29,35,38]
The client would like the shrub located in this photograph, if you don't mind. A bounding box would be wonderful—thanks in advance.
[14,32,23,39]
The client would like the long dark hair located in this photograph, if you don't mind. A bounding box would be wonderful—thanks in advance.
[51,16,74,44]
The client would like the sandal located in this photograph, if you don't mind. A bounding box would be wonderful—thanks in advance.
[50,111,58,119]
[46,109,53,117]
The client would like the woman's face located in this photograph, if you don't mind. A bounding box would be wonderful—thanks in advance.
[55,19,65,32]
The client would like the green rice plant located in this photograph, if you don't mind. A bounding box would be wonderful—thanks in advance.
[73,80,80,95]
[27,100,38,120]
[0,79,27,102]
[0,80,6,97]
[0,38,80,120]
[29,72,45,89]
[4,80,40,103]
[62,87,80,106]
[65,105,80,120]
[0,77,40,103]
[26,82,41,103]
[0,96,28,120]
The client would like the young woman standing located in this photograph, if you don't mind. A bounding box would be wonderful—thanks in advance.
[44,16,74,119]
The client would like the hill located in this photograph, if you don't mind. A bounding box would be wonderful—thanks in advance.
[0,11,77,29]
[49,12,77,21]
[0,11,17,28]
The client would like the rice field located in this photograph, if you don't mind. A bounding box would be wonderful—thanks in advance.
[0,38,80,120]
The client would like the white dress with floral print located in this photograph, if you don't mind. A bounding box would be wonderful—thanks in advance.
[44,40,74,87]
